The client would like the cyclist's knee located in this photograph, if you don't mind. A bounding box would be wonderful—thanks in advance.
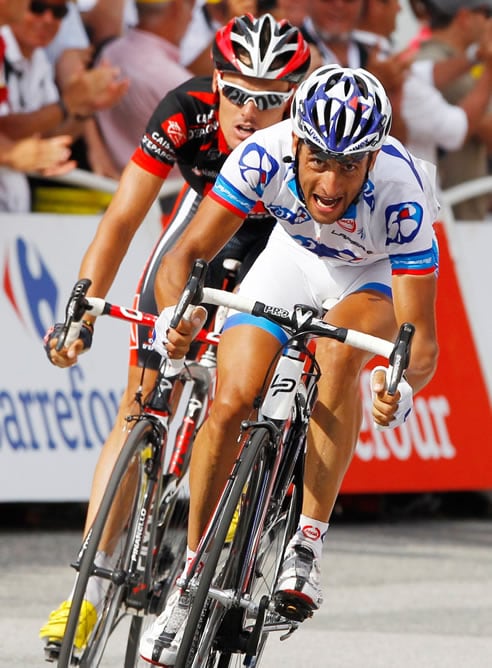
[208,384,254,428]
[318,338,370,379]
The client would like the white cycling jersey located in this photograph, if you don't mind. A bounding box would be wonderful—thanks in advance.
[210,119,439,276]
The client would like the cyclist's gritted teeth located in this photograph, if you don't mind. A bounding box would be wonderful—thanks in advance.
[313,193,342,211]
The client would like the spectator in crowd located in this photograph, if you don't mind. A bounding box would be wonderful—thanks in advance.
[413,0,492,220]
[272,0,310,25]
[0,0,129,211]
[301,0,409,141]
[78,0,127,53]
[354,0,492,177]
[0,0,75,176]
[181,1,257,76]
[95,0,194,176]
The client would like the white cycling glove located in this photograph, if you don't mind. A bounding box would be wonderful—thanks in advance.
[370,365,413,431]
[151,306,186,376]
[152,304,208,376]
[151,306,175,358]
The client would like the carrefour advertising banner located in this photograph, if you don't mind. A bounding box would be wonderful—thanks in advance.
[1,212,158,501]
[1,215,491,501]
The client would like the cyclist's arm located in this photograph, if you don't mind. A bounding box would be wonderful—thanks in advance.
[391,271,439,393]
[78,160,164,303]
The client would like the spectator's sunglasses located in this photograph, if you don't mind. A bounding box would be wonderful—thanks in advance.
[216,73,293,111]
[472,6,492,18]
[30,1,69,20]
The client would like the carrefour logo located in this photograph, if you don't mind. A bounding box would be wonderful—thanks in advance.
[238,143,279,197]
[3,237,58,339]
[385,202,423,246]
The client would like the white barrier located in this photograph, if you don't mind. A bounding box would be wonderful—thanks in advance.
[0,173,490,501]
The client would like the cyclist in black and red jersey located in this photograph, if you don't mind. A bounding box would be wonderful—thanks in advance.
[40,12,310,656]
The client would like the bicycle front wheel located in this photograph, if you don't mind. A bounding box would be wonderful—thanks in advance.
[176,426,298,668]
[57,419,162,668]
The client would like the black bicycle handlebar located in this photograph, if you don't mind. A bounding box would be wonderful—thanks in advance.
[55,278,92,352]
[387,322,415,395]
[179,260,415,391]
[169,258,208,329]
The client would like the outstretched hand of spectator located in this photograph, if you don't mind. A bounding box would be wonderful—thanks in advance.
[2,134,76,176]
[61,59,130,119]
[366,47,411,93]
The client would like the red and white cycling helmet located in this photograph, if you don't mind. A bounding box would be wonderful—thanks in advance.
[291,65,392,158]
[213,13,311,84]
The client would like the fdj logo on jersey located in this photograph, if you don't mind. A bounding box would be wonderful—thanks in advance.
[3,237,58,339]
[238,143,279,197]
[385,201,423,246]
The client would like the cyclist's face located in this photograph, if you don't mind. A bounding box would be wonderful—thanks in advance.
[294,137,377,225]
[214,71,293,150]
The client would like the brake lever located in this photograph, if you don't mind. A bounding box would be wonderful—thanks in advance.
[55,278,92,352]
[387,322,415,396]
[169,259,208,330]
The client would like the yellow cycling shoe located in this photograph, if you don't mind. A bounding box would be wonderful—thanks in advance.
[225,504,240,545]
[39,600,97,650]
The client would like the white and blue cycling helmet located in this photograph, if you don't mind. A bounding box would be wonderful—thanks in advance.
[291,65,392,159]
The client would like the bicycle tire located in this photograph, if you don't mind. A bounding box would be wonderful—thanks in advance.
[202,439,300,668]
[57,419,162,668]
[175,426,298,668]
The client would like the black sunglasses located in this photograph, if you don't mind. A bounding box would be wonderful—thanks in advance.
[30,1,69,20]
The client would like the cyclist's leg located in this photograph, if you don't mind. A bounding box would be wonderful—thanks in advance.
[302,288,397,523]
[275,263,398,617]
[187,322,282,550]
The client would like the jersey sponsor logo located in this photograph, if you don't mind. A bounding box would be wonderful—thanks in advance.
[332,230,370,254]
[301,525,321,541]
[196,109,215,124]
[337,217,356,233]
[362,179,376,212]
[142,133,175,162]
[163,114,187,148]
[267,204,310,225]
[292,235,361,262]
[238,143,279,197]
[187,120,219,139]
[3,237,58,340]
[385,201,423,246]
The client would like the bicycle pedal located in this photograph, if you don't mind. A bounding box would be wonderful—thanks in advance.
[43,642,63,663]
[273,592,314,623]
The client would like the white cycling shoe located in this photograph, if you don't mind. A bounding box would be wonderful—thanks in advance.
[140,587,191,666]
[273,544,323,622]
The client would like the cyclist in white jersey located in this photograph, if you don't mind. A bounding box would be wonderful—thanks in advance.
[143,65,440,665]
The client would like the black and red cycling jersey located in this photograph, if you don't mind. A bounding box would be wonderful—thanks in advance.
[132,76,229,197]
[129,75,277,370]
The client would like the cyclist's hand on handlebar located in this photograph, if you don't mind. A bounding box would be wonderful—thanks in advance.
[43,322,93,367]
[370,366,413,430]
[152,305,207,359]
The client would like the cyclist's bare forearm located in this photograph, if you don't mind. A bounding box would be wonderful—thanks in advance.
[78,161,163,304]
[392,271,438,393]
